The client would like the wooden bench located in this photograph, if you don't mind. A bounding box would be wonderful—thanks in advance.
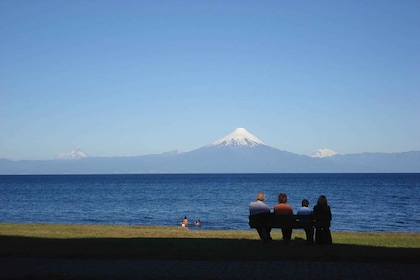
[249,213,314,229]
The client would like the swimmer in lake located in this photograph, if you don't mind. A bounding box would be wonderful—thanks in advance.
[181,216,189,227]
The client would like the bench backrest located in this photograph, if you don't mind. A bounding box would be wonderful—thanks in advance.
[249,213,314,229]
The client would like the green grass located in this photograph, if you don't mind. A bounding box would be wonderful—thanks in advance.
[1,223,419,263]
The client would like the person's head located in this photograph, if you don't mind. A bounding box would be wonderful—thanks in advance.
[301,199,309,207]
[256,192,266,201]
[317,195,328,205]
[278,193,288,203]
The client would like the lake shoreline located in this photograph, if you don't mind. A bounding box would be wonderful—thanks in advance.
[1,223,419,264]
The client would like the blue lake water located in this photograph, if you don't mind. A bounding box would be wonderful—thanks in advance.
[1,173,419,232]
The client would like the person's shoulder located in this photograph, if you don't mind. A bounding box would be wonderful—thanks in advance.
[275,203,290,208]
[250,201,269,208]
[280,203,293,210]
[298,207,313,214]
[274,203,293,212]
[250,201,262,205]
[260,201,270,208]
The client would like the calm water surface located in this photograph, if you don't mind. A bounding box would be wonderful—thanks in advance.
[1,173,419,232]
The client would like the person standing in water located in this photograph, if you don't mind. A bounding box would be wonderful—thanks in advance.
[181,216,189,227]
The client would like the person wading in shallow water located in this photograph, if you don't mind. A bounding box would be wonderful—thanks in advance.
[249,192,272,243]
[181,216,189,227]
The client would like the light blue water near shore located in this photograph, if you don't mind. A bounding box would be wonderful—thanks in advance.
[1,173,419,232]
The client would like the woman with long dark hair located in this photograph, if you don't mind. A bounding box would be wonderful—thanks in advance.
[313,195,332,245]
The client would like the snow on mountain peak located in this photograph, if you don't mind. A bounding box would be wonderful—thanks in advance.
[58,148,88,160]
[311,148,337,158]
[209,128,265,148]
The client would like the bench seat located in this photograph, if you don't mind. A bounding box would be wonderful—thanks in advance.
[249,213,314,229]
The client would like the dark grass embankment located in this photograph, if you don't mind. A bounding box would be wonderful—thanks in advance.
[1,223,419,263]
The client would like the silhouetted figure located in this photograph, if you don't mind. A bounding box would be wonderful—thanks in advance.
[314,195,332,245]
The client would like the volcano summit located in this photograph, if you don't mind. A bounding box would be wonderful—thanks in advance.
[208,128,265,148]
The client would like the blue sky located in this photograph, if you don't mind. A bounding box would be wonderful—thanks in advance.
[1,0,419,160]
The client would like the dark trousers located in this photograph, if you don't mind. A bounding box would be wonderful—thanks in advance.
[315,227,332,245]
[281,227,292,243]
[256,227,272,242]
[304,226,314,244]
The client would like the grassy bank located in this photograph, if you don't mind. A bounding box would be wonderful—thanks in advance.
[1,223,419,263]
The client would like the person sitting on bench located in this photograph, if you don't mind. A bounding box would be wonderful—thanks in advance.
[249,192,272,243]
[297,199,314,245]
[274,193,293,244]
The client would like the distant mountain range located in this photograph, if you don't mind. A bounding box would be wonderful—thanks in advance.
[1,128,419,174]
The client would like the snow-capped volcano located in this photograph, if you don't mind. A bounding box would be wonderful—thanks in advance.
[58,148,88,159]
[208,128,265,148]
[311,148,338,158]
